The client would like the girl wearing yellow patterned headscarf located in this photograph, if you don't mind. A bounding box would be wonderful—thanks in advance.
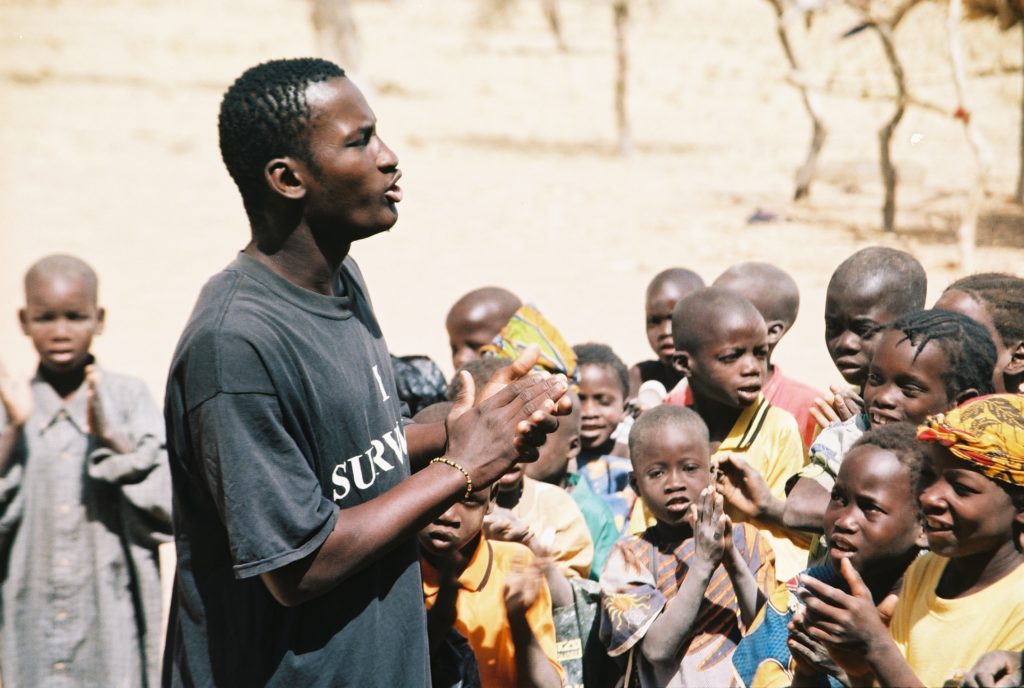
[917,393,1024,487]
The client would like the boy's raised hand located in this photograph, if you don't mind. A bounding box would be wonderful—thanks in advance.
[810,386,865,430]
[484,507,534,546]
[796,558,887,678]
[787,608,847,681]
[691,487,728,568]
[84,365,133,455]
[0,360,32,427]
[504,553,543,618]
[714,454,775,522]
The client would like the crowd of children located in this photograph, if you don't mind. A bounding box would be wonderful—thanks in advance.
[1,243,1023,687]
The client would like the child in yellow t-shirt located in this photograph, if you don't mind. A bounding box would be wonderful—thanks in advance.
[796,394,1024,687]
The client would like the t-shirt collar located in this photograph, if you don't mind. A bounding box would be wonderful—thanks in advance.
[228,252,354,319]
[717,394,770,452]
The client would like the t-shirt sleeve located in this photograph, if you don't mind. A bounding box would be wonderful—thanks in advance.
[189,390,339,578]
[599,539,666,657]
[764,413,807,499]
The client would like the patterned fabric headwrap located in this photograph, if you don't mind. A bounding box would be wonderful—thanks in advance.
[917,393,1024,486]
[480,305,579,385]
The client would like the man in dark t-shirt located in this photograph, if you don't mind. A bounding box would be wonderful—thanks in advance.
[163,58,570,687]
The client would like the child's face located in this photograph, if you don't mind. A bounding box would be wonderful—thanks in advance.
[19,274,104,374]
[631,423,711,532]
[824,285,900,387]
[824,445,922,574]
[646,285,684,366]
[446,314,502,372]
[935,289,1013,393]
[417,488,493,558]
[864,331,952,427]
[678,311,767,409]
[524,395,580,484]
[919,444,1022,558]
[578,364,625,450]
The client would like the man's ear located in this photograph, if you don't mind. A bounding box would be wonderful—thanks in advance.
[765,320,787,348]
[264,157,308,201]
[18,309,28,336]
[672,351,692,377]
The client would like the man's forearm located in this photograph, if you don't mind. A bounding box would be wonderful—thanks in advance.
[261,459,469,606]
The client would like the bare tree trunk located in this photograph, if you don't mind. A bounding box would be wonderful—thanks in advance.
[769,0,828,200]
[874,20,908,232]
[948,0,994,272]
[613,0,632,156]
[541,0,568,51]
[1017,25,1024,203]
[311,0,361,73]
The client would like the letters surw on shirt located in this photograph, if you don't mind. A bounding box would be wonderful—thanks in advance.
[331,421,408,502]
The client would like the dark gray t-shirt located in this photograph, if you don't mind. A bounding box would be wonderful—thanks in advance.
[163,253,428,687]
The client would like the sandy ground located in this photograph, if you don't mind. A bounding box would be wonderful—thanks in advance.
[2,0,1023,402]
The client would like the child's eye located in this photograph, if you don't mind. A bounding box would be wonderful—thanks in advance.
[900,385,922,398]
[854,322,880,338]
[647,469,664,479]
[829,490,846,506]
[866,372,882,386]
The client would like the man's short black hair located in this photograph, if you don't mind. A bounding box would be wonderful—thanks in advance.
[218,58,346,219]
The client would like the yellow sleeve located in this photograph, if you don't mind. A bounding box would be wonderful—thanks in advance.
[763,410,807,499]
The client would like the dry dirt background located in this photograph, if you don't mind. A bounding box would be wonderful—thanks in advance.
[2,0,1023,402]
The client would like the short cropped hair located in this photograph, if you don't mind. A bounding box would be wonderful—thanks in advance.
[629,405,710,460]
[850,422,928,494]
[886,309,996,399]
[828,247,927,315]
[219,58,345,219]
[24,254,99,302]
[573,343,629,398]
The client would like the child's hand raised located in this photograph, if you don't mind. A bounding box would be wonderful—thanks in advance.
[85,365,132,455]
[691,487,728,568]
[810,386,865,430]
[796,558,888,678]
[0,360,31,427]
[503,553,543,619]
[484,507,534,546]
[713,454,774,521]
[787,608,848,682]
